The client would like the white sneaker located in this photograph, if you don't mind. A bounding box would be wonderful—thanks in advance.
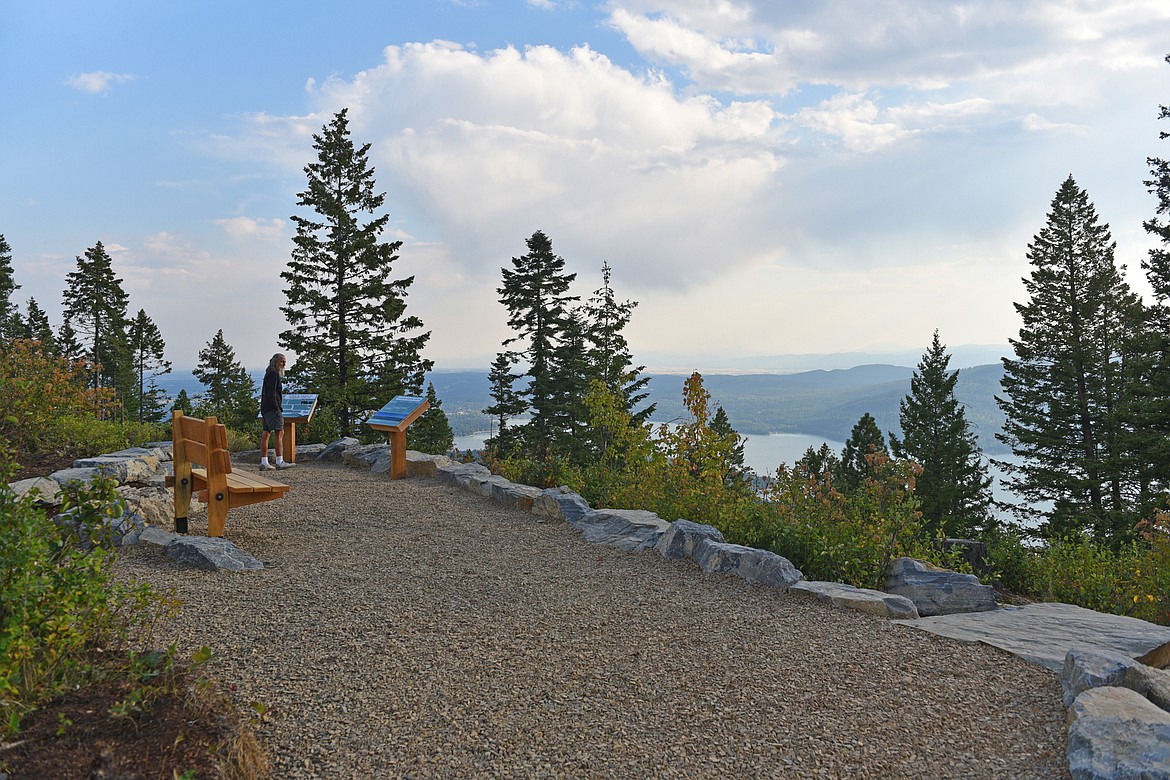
[259,462,276,471]
[276,461,297,469]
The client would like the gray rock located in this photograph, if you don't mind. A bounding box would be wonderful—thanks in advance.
[1123,664,1170,714]
[655,519,725,560]
[1063,649,1136,708]
[48,466,107,486]
[790,580,919,619]
[435,462,492,488]
[117,484,181,527]
[884,556,997,616]
[406,451,450,478]
[166,537,263,571]
[897,602,1170,672]
[533,487,595,527]
[140,525,181,547]
[468,474,514,499]
[491,481,544,512]
[369,449,394,474]
[8,476,62,505]
[70,453,160,483]
[577,509,671,552]
[1067,686,1170,779]
[342,444,391,470]
[693,540,803,588]
[317,438,361,462]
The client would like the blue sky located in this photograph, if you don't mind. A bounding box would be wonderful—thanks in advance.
[2,1,1169,371]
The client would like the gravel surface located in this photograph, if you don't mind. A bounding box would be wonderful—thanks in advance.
[115,461,1069,779]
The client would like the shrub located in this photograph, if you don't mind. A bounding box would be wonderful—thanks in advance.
[0,445,168,734]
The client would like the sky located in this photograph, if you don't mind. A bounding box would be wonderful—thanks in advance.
[2,0,1169,372]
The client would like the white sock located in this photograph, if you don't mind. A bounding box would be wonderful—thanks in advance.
[275,457,284,465]
[260,457,270,466]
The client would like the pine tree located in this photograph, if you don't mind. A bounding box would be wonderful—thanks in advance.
[193,329,258,429]
[1142,53,1170,301]
[57,320,83,363]
[0,234,20,341]
[483,351,526,456]
[407,382,455,455]
[996,175,1145,542]
[839,412,888,491]
[281,109,432,435]
[709,405,748,485]
[172,388,193,415]
[496,230,579,460]
[548,308,594,464]
[23,298,57,351]
[889,331,992,538]
[61,241,130,394]
[581,261,654,423]
[127,309,172,423]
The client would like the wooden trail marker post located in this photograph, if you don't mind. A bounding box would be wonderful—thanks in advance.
[366,395,430,479]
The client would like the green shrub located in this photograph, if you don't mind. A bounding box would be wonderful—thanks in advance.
[0,446,169,735]
[45,415,131,457]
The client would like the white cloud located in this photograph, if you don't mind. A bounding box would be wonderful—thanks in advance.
[65,71,138,94]
[213,217,287,239]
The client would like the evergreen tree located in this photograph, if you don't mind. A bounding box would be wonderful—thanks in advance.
[127,309,172,423]
[496,230,579,460]
[61,241,130,394]
[172,388,193,415]
[23,298,56,351]
[839,412,888,491]
[192,329,258,429]
[57,320,83,363]
[0,234,19,341]
[1142,53,1170,301]
[795,442,841,484]
[581,261,654,423]
[281,109,432,435]
[407,382,455,455]
[889,331,992,538]
[710,405,748,485]
[483,351,526,456]
[996,175,1145,542]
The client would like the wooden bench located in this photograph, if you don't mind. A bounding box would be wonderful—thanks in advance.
[165,410,290,537]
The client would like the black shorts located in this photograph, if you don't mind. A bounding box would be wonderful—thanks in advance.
[262,410,284,433]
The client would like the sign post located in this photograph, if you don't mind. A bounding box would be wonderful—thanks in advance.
[366,395,430,479]
[278,394,319,464]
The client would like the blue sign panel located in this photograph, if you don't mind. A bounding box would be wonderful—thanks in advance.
[282,394,319,421]
[367,395,426,429]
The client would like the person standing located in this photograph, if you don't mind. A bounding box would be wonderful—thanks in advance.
[259,352,296,470]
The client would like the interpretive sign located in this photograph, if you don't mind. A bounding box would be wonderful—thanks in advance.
[366,395,428,431]
[281,393,319,422]
[366,395,431,480]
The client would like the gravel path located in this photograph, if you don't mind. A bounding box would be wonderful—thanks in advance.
[116,461,1069,779]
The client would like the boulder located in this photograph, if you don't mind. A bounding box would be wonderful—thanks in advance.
[341,444,391,470]
[317,438,361,462]
[884,556,997,616]
[118,484,186,527]
[693,540,803,589]
[533,487,595,527]
[166,537,263,571]
[405,451,450,478]
[48,467,108,487]
[491,481,544,512]
[8,476,62,505]
[139,525,181,547]
[1067,686,1170,779]
[655,520,725,560]
[1123,664,1170,714]
[435,461,492,488]
[71,453,160,483]
[576,509,671,552]
[790,581,919,619]
[1062,649,1136,708]
[897,602,1170,672]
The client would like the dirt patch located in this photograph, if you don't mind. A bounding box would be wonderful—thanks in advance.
[11,451,77,480]
[2,673,268,780]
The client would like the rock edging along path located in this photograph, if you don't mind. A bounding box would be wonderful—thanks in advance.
[109,456,1069,778]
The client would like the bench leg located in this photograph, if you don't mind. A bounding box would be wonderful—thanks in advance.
[173,466,193,534]
[207,491,228,537]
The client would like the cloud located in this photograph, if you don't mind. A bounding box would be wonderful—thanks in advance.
[65,71,138,94]
[213,217,287,239]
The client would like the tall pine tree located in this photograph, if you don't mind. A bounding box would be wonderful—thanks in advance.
[483,351,526,456]
[581,261,654,424]
[407,382,455,455]
[495,230,578,460]
[61,241,131,396]
[193,329,258,430]
[23,298,57,352]
[0,234,19,342]
[128,309,172,423]
[889,331,992,538]
[281,109,432,435]
[996,175,1145,542]
[839,412,888,491]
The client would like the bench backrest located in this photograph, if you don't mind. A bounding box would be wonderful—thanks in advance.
[172,410,233,476]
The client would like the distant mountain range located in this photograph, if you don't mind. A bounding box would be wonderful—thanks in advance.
[426,362,1011,455]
